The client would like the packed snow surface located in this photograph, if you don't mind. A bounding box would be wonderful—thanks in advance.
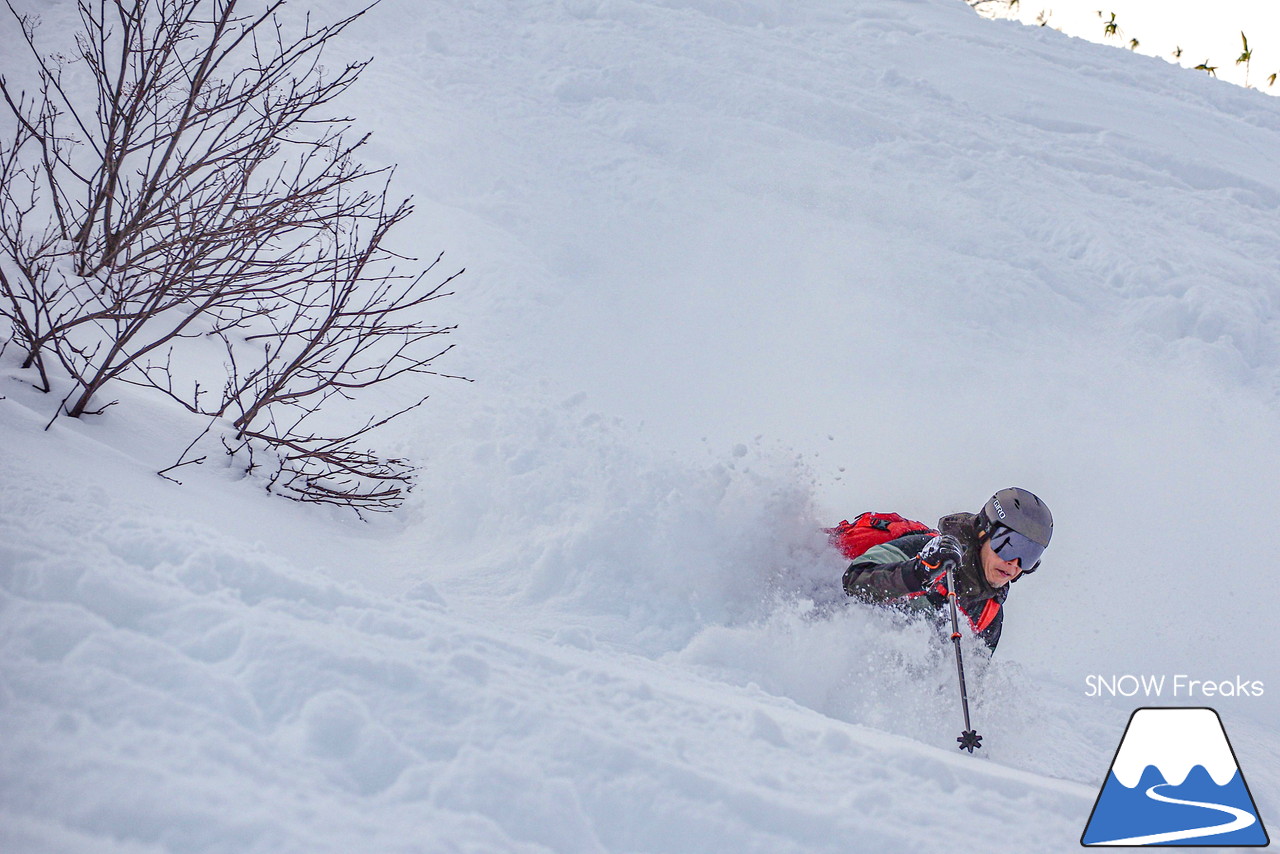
[3,0,1280,852]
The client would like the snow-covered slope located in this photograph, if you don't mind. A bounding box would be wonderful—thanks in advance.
[3,0,1280,851]
[0,388,1097,853]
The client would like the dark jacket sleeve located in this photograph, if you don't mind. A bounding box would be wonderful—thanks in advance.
[842,533,935,602]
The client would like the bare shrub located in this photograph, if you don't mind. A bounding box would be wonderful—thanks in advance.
[0,0,464,513]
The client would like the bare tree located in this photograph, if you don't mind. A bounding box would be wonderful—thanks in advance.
[214,238,466,514]
[0,0,464,513]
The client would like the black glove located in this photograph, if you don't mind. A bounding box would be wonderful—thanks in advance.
[913,534,962,603]
[916,534,963,592]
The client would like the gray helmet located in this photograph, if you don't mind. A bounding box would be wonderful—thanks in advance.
[977,486,1049,573]
[979,486,1052,551]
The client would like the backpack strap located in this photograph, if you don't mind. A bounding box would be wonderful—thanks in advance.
[911,582,1001,635]
[974,598,1001,633]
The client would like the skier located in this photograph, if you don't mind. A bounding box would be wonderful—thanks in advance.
[840,487,1052,652]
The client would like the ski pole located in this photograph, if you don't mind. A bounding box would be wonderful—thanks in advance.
[944,559,983,753]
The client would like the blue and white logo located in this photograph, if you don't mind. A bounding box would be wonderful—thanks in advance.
[1081,707,1269,847]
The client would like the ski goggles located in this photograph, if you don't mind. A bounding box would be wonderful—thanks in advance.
[988,525,1045,573]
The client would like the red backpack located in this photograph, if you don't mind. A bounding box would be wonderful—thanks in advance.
[827,512,938,560]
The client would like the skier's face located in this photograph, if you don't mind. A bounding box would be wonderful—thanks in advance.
[980,540,1023,587]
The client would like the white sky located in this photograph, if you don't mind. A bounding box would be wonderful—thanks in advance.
[984,0,1280,94]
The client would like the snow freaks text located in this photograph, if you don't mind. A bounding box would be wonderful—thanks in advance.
[1086,675,1265,699]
